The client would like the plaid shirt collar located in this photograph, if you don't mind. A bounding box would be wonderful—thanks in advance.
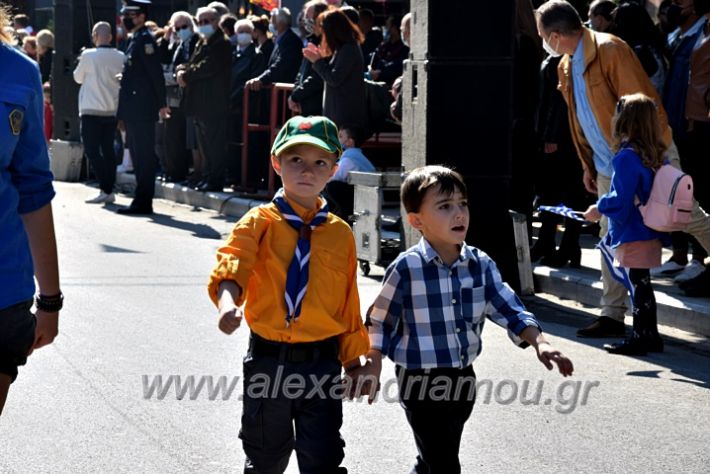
[417,237,476,265]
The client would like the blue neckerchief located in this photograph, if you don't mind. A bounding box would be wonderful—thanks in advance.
[272,188,329,326]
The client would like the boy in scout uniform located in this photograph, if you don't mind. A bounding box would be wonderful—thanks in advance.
[208,116,370,473]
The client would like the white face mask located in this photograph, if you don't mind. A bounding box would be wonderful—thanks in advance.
[237,32,252,47]
[542,35,562,57]
[198,24,215,38]
[176,28,192,43]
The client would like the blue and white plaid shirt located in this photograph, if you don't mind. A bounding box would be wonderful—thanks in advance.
[367,238,541,369]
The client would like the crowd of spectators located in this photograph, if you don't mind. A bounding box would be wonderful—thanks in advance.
[529,0,710,299]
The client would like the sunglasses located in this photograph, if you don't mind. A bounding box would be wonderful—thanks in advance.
[197,19,212,26]
[173,24,189,31]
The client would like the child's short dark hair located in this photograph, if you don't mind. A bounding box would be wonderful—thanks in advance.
[340,125,366,148]
[401,165,467,213]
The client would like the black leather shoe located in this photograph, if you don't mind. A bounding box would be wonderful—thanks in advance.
[604,333,663,355]
[117,206,153,215]
[576,316,626,338]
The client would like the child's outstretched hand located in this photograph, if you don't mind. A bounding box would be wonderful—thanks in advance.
[218,304,243,335]
[536,342,574,377]
[583,204,601,223]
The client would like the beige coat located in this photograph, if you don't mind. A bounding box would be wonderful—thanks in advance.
[557,28,672,178]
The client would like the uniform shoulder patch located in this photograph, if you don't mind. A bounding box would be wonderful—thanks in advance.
[144,43,155,55]
[9,109,23,136]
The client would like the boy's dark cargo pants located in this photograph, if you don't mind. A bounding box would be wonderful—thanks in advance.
[240,333,348,474]
[396,365,476,474]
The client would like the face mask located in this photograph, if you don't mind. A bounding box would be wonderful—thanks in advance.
[177,28,192,42]
[269,23,278,35]
[198,24,215,38]
[122,16,136,32]
[666,4,689,29]
[383,29,390,41]
[237,32,252,47]
[304,18,315,34]
[542,35,562,57]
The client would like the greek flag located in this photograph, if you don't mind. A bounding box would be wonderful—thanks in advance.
[538,204,587,222]
[597,235,635,299]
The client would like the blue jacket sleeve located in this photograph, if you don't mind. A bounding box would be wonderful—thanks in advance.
[597,149,640,225]
[10,64,55,214]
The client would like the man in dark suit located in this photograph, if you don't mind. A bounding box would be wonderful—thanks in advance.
[227,18,260,185]
[176,6,232,192]
[245,7,303,91]
[288,0,328,117]
[157,12,200,183]
[116,0,169,215]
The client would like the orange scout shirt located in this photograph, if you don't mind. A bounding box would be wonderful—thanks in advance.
[208,197,369,365]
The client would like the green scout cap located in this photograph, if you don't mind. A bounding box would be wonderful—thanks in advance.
[271,116,342,159]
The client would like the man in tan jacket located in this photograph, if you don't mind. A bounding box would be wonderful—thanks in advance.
[536,0,710,337]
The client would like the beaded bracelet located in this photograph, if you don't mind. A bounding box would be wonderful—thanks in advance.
[35,292,63,312]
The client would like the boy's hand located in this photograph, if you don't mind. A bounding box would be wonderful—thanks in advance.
[536,342,574,377]
[218,304,243,335]
[28,309,59,355]
[345,351,382,404]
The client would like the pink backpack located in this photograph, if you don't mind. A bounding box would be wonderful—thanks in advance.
[638,164,694,232]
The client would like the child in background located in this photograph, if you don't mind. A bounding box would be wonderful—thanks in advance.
[329,125,375,183]
[208,116,370,473]
[42,82,52,142]
[325,125,375,220]
[366,165,574,473]
[584,93,668,355]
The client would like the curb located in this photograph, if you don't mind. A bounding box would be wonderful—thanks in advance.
[534,265,710,337]
[116,172,266,218]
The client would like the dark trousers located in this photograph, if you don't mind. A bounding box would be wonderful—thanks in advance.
[240,334,347,474]
[81,115,117,194]
[629,269,659,337]
[396,365,476,474]
[671,130,709,260]
[194,115,227,188]
[125,120,158,210]
[162,106,191,181]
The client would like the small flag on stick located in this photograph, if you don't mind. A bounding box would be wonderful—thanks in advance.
[538,204,587,222]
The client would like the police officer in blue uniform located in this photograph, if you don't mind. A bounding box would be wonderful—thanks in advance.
[0,19,61,413]
[116,0,170,215]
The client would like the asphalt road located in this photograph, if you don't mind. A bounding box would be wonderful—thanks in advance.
[1,183,708,473]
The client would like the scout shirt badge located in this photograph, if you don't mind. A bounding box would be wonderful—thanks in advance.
[144,43,155,55]
[9,109,23,136]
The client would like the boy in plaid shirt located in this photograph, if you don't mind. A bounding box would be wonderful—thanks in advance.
[365,165,574,473]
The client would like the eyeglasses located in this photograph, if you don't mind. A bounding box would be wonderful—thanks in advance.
[197,19,212,26]
[173,24,189,31]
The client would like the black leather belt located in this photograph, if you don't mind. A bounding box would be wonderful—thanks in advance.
[249,332,339,363]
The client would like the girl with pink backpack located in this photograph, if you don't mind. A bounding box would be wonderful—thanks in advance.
[583,93,672,356]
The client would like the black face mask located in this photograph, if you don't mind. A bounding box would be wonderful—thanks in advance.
[122,16,136,32]
[666,4,689,29]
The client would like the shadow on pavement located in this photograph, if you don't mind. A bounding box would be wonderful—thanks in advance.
[526,296,710,390]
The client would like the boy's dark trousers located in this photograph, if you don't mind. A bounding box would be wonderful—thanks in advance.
[396,365,476,474]
[240,333,348,474]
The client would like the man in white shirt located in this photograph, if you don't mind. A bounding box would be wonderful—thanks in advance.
[73,22,126,204]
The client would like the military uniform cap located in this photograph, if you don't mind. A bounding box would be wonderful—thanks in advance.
[120,0,151,14]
